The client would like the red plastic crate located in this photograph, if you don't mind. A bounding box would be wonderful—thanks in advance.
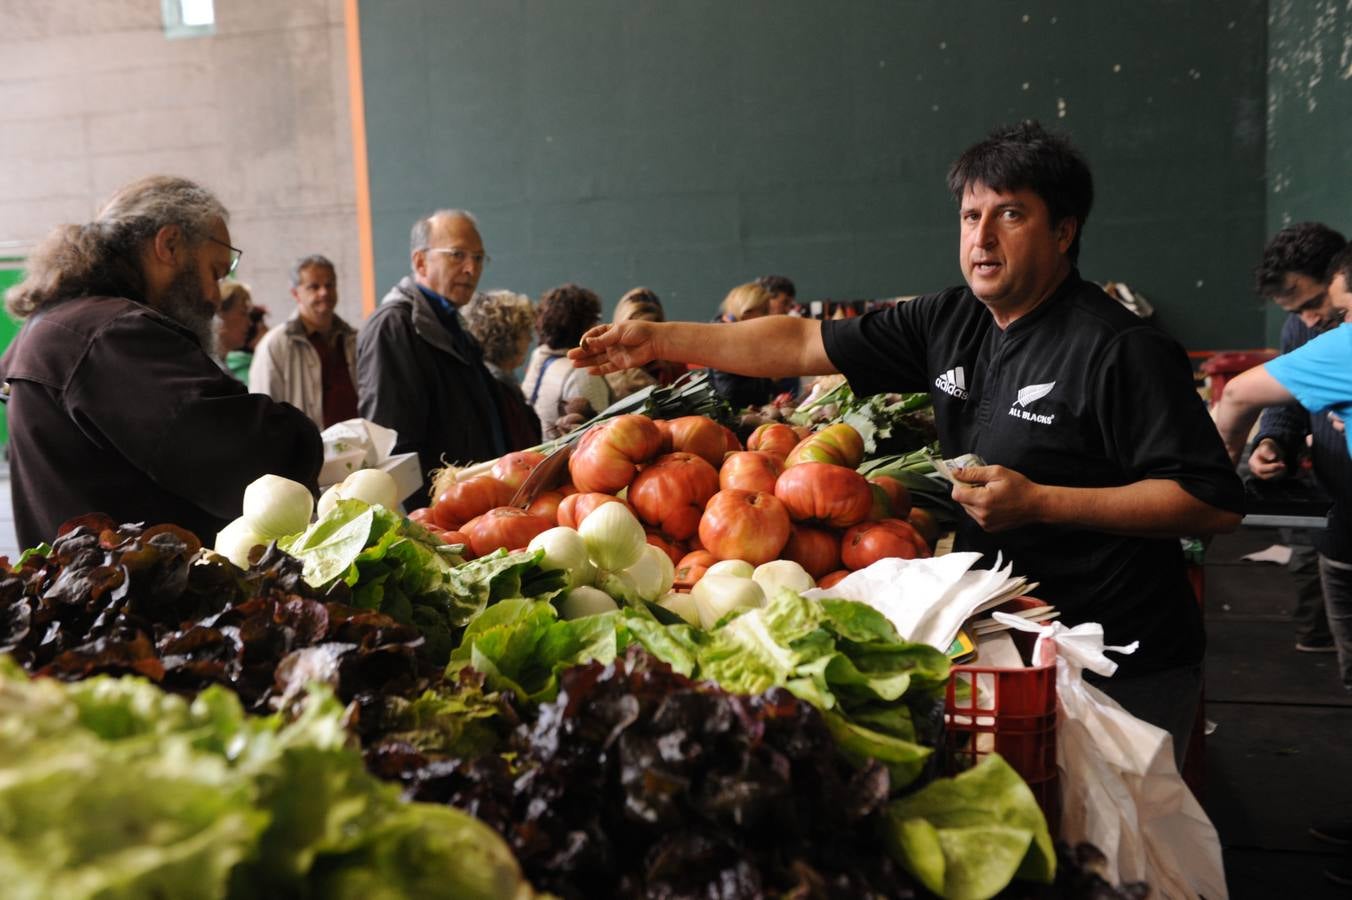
[944,598,1059,830]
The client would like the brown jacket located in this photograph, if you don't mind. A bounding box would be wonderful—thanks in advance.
[0,296,322,549]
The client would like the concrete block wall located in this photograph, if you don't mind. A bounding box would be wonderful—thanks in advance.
[0,0,363,327]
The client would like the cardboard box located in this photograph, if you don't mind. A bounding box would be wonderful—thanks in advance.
[378,452,424,508]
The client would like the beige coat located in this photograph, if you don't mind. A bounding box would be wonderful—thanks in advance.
[249,312,358,429]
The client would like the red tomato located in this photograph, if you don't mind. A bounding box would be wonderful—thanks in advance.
[697,489,791,565]
[747,422,798,458]
[782,524,842,580]
[466,507,553,557]
[665,415,729,469]
[908,507,941,545]
[491,450,547,491]
[568,414,664,493]
[433,476,514,529]
[784,423,865,468]
[629,452,720,541]
[817,569,851,589]
[407,507,438,526]
[718,424,743,456]
[774,462,873,528]
[841,518,931,570]
[557,492,629,530]
[526,490,564,525]
[674,549,718,590]
[719,451,784,495]
[868,475,912,520]
[439,530,474,558]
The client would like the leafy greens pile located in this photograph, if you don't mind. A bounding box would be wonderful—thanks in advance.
[0,656,532,900]
[451,588,951,790]
[280,499,566,663]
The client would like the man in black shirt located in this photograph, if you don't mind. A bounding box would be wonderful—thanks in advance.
[570,122,1244,761]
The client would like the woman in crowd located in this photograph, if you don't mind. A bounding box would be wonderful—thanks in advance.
[522,283,611,438]
[462,289,542,450]
[604,287,684,400]
[709,281,780,409]
[216,281,262,383]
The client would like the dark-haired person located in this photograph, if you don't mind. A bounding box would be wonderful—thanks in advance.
[756,274,797,316]
[0,175,322,549]
[1246,223,1349,654]
[571,121,1244,760]
[1215,259,1352,889]
[250,254,359,430]
[357,210,507,504]
[522,284,611,438]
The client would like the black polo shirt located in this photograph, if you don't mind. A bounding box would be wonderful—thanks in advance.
[823,271,1244,676]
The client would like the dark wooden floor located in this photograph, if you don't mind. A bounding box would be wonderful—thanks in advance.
[1202,527,1351,899]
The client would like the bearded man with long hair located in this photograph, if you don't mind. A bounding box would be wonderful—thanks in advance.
[0,176,322,548]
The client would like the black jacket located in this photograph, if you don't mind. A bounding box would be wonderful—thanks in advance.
[0,295,322,549]
[357,278,507,505]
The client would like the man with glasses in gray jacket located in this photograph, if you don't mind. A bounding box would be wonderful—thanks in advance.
[357,210,507,505]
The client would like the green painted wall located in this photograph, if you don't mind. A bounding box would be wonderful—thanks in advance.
[359,0,1269,350]
[1266,0,1352,344]
[0,266,23,447]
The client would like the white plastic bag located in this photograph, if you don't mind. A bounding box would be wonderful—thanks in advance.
[995,614,1229,900]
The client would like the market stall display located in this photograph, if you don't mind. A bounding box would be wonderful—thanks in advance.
[0,406,1155,899]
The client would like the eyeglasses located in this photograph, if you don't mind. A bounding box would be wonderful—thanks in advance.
[208,235,243,278]
[421,247,490,269]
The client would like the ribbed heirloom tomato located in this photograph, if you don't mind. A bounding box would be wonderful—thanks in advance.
[432,476,514,530]
[784,423,865,469]
[629,452,720,541]
[674,549,718,590]
[697,489,791,565]
[718,451,784,495]
[466,507,553,557]
[490,450,547,491]
[526,490,565,525]
[867,475,912,520]
[665,415,730,468]
[781,524,842,580]
[747,422,798,459]
[773,462,873,528]
[568,414,664,494]
[841,518,931,570]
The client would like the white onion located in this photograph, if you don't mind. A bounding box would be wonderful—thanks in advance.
[752,559,815,595]
[691,573,765,629]
[241,474,314,538]
[316,485,342,519]
[625,544,676,602]
[657,590,700,627]
[578,502,646,571]
[558,585,620,619]
[528,526,594,588]
[706,559,754,579]
[214,516,271,569]
[340,468,400,511]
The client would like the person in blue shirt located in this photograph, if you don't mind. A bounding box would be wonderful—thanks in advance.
[1216,250,1352,888]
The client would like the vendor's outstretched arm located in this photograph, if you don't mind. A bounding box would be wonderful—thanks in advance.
[569,316,837,378]
[1214,366,1298,464]
[950,465,1241,537]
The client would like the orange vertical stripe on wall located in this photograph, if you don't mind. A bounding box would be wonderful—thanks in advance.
[343,0,377,318]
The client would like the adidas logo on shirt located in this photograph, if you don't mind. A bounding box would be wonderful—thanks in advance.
[934,366,969,400]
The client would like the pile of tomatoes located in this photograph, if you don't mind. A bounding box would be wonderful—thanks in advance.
[408,415,938,591]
